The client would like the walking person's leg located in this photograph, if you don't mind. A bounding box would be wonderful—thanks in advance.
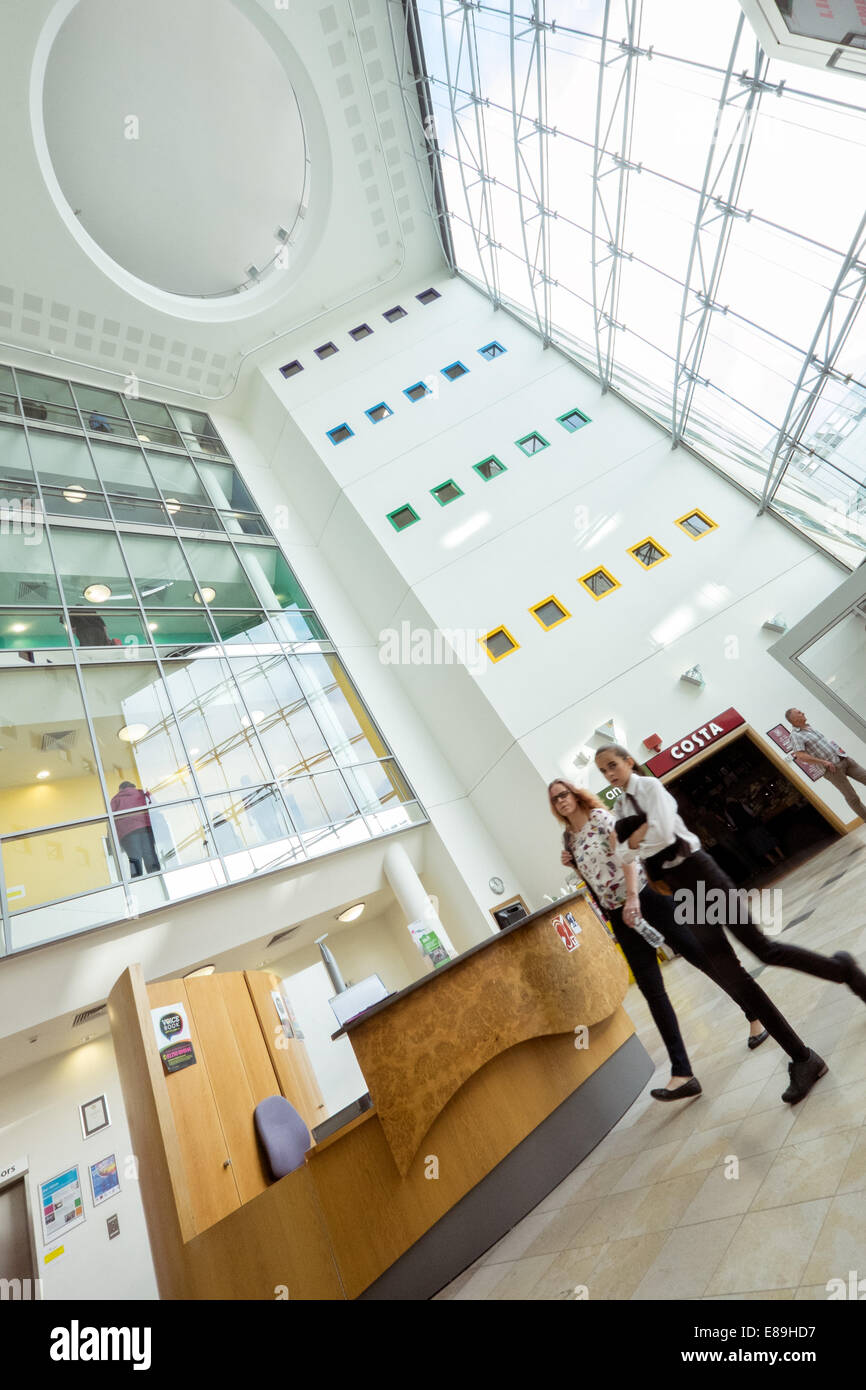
[824,759,866,820]
[609,904,699,1098]
[119,833,143,877]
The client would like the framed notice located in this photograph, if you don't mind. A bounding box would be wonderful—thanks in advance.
[766,724,823,781]
[150,1002,197,1075]
[40,1165,86,1246]
[79,1093,110,1140]
[89,1154,120,1207]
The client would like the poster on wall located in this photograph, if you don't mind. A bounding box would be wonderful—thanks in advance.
[766,724,824,781]
[79,1093,111,1140]
[89,1154,120,1207]
[552,913,581,952]
[150,1003,197,1075]
[39,1165,86,1246]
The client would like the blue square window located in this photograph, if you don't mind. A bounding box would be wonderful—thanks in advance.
[366,402,393,423]
[327,423,354,445]
[403,381,431,403]
[478,341,506,360]
[441,361,468,381]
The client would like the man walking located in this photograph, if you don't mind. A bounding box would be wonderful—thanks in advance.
[785,708,866,821]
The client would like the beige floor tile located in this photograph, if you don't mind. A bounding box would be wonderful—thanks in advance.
[749,1129,858,1211]
[451,1262,515,1300]
[535,1154,638,1213]
[573,1186,652,1248]
[794,1284,834,1300]
[584,1231,669,1300]
[723,1048,787,1095]
[618,1171,707,1240]
[521,1197,603,1258]
[818,1041,866,1088]
[664,1121,743,1178]
[432,1254,486,1299]
[632,1216,742,1300]
[705,1287,795,1301]
[785,1078,866,1146]
[482,1209,561,1265]
[681,1151,775,1225]
[837,1126,866,1194]
[694,1079,768,1131]
[800,1191,866,1286]
[731,1105,798,1158]
[528,1244,606,1301]
[610,1138,689,1193]
[490,1253,560,1300]
[705,1199,831,1295]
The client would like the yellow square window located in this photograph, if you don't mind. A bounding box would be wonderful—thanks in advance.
[675,508,717,539]
[530,596,571,630]
[628,537,669,568]
[578,566,620,600]
[485,626,519,661]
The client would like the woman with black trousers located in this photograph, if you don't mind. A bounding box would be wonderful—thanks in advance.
[596,744,866,1106]
[550,779,767,1102]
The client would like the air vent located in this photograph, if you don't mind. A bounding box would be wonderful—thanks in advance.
[267,925,302,948]
[41,730,77,751]
[72,1004,107,1029]
[17,581,52,601]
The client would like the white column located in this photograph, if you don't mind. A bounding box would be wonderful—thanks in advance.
[383,842,457,970]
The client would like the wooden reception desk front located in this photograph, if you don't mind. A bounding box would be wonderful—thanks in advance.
[109,892,652,1300]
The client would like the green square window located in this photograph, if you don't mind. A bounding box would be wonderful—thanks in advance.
[516,432,549,456]
[558,409,590,433]
[387,504,419,532]
[431,480,463,506]
[473,456,506,481]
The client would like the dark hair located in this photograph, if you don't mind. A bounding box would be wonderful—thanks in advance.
[594,743,638,767]
[119,781,136,790]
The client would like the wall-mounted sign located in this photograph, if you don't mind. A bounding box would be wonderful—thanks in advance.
[645,708,746,776]
[150,1003,196,1075]
[107,1214,120,1240]
[0,1155,27,1185]
[79,1094,111,1140]
[766,723,824,781]
[40,1165,86,1246]
[552,913,581,952]
[89,1154,120,1207]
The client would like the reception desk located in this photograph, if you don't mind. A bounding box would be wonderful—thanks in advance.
[109,892,652,1300]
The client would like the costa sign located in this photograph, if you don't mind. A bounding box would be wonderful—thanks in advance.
[645,707,745,777]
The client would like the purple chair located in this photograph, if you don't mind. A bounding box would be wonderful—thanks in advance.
[254,1095,311,1181]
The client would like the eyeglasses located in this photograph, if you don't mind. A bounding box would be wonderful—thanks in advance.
[552,791,571,803]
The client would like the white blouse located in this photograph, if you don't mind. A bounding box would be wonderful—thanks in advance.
[565,807,646,911]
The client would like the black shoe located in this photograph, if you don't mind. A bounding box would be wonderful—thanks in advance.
[650,1077,702,1102]
[834,951,866,1004]
[781,1050,828,1105]
[748,1029,769,1050]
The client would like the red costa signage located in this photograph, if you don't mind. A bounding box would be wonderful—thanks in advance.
[645,707,745,776]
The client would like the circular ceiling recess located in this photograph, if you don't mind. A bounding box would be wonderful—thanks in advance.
[42,0,308,298]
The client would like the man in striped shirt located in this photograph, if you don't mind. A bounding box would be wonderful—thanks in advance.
[786,708,866,821]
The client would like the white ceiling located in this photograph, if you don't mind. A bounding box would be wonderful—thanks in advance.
[43,0,308,297]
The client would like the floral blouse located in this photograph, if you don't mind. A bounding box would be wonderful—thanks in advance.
[564,808,646,911]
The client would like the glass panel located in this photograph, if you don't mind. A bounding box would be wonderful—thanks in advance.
[131,858,226,912]
[797,611,866,722]
[0,608,71,650]
[118,531,197,606]
[195,458,257,513]
[205,786,295,852]
[0,529,60,606]
[79,662,197,805]
[27,432,99,490]
[340,759,413,813]
[210,610,278,648]
[113,798,212,874]
[42,487,109,520]
[65,608,149,651]
[235,543,309,609]
[219,511,267,536]
[180,538,260,608]
[227,653,333,777]
[145,451,210,505]
[144,610,218,650]
[8,886,128,950]
[159,658,271,794]
[278,774,343,835]
[73,384,132,427]
[16,372,79,427]
[0,666,106,832]
[108,496,174,527]
[170,505,224,533]
[0,366,18,419]
[90,441,160,498]
[268,610,328,644]
[126,399,182,446]
[290,652,388,764]
[363,798,426,836]
[0,423,35,482]
[50,525,137,607]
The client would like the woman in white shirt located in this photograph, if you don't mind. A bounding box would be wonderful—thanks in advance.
[595,744,862,1106]
[550,779,760,1101]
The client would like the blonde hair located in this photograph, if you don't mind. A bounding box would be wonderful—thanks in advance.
[547,778,604,826]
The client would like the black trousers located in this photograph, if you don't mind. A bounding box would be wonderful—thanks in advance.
[120,828,159,878]
[663,851,814,1062]
[608,888,694,1078]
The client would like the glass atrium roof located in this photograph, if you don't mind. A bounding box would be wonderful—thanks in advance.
[400,0,866,567]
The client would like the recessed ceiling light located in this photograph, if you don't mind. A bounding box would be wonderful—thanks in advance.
[63,483,87,503]
[164,498,181,514]
[183,964,216,979]
[83,583,112,603]
[336,903,365,923]
[118,723,149,743]
[148,622,158,631]
[36,769,51,780]
[10,623,28,633]
[138,434,150,442]
[194,587,216,604]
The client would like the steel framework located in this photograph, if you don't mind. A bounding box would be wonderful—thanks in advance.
[509,0,552,345]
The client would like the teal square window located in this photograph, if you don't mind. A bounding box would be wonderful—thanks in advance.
[473,456,506,481]
[478,342,506,360]
[431,479,463,506]
[366,402,393,423]
[404,382,431,403]
[387,504,419,532]
[558,408,590,433]
[442,361,468,381]
[327,424,353,445]
[516,432,549,456]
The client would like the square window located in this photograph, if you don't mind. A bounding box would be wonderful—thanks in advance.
[558,408,590,433]
[416,288,441,305]
[473,455,506,481]
[349,324,373,341]
[404,381,431,403]
[280,360,303,379]
[431,479,463,506]
[531,597,571,630]
[383,306,407,323]
[485,627,519,662]
[327,423,353,445]
[366,402,393,423]
[315,342,338,360]
[478,341,506,360]
[516,432,549,456]
[676,509,717,539]
[441,361,468,381]
[629,537,669,568]
[387,504,419,532]
[579,567,620,600]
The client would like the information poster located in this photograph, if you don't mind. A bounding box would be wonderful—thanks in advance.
[150,1002,197,1075]
[40,1165,86,1246]
[89,1154,120,1207]
[552,913,581,952]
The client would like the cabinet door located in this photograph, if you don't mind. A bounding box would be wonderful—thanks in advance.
[185,975,280,1202]
[245,972,327,1134]
[147,981,240,1233]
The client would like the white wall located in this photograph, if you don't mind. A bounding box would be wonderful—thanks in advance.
[0,1036,157,1300]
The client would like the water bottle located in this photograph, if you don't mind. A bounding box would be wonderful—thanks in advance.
[633,917,665,948]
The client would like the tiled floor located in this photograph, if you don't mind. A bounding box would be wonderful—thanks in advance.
[435,830,866,1301]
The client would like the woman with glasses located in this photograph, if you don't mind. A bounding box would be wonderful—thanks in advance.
[549,778,765,1102]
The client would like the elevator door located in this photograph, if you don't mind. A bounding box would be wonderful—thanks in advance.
[0,1177,35,1285]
